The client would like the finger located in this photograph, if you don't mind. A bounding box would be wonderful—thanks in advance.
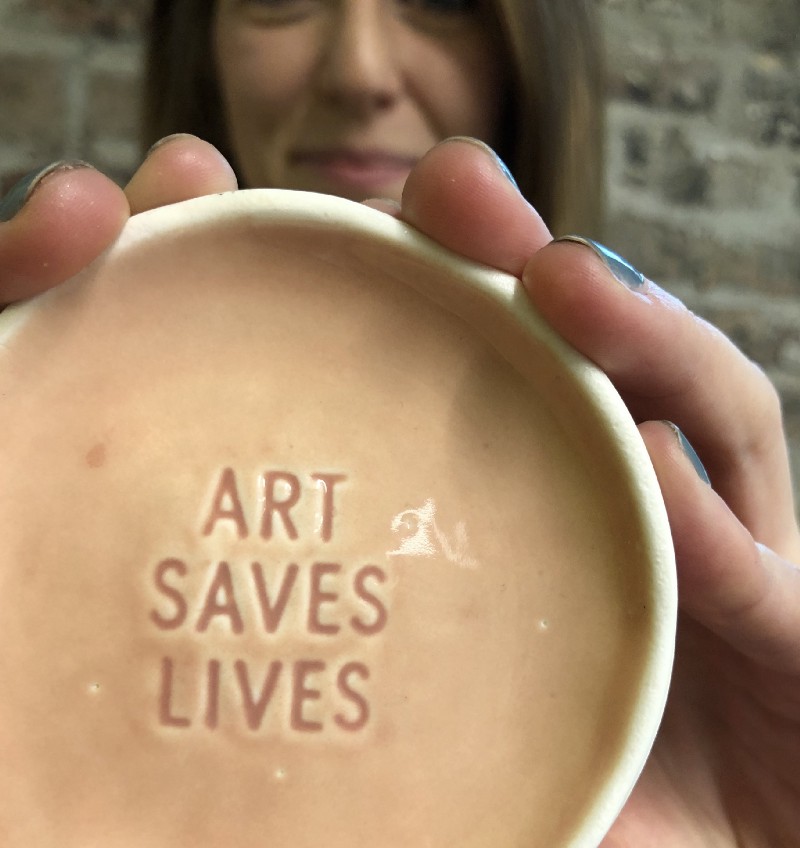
[125,134,238,214]
[0,162,129,305]
[522,239,798,557]
[400,137,551,276]
[642,420,800,673]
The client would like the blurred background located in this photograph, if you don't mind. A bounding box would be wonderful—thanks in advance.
[1,0,799,495]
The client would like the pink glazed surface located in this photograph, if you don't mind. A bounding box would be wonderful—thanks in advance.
[0,190,675,847]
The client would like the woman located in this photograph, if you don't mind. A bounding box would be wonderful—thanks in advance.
[143,0,605,236]
[1,1,799,844]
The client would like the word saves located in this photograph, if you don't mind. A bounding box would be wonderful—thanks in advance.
[150,468,390,735]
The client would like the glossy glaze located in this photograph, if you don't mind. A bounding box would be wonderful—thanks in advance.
[0,191,675,847]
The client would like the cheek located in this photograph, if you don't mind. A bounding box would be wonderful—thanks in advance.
[215,27,317,125]
[409,42,505,142]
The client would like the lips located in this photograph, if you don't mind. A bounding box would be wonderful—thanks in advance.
[290,149,418,193]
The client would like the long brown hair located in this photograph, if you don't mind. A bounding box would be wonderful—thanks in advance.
[143,0,605,237]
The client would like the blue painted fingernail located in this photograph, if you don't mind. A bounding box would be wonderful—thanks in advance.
[445,136,519,191]
[556,235,646,290]
[496,157,518,190]
[663,422,711,485]
[0,161,88,223]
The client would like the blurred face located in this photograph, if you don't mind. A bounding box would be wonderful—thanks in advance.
[213,0,505,201]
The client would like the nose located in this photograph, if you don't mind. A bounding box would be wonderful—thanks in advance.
[316,1,402,114]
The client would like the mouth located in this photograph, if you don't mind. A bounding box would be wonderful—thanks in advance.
[290,149,418,194]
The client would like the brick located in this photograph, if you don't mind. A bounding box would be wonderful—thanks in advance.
[635,0,724,37]
[623,126,651,167]
[27,0,149,39]
[708,154,768,210]
[659,128,711,206]
[795,168,800,211]
[601,0,636,11]
[664,60,721,113]
[778,337,800,375]
[741,54,800,148]
[605,40,661,106]
[86,67,142,145]
[722,0,800,52]
[743,53,795,101]
[620,125,653,187]
[604,211,800,296]
[0,52,67,159]
[608,49,721,115]
[744,103,800,149]
[603,213,700,286]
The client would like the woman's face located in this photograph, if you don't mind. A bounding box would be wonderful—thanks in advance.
[213,0,505,202]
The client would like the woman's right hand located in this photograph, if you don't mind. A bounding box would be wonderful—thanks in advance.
[0,134,238,307]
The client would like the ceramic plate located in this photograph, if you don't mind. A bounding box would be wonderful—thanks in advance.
[0,190,676,847]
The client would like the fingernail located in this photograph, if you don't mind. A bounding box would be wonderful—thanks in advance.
[556,235,646,290]
[444,136,519,191]
[663,421,711,485]
[0,161,89,223]
[144,133,197,159]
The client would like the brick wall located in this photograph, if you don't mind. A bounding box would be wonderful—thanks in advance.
[603,0,800,500]
[0,0,146,188]
[2,0,800,497]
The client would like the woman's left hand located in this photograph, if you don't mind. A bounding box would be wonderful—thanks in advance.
[397,137,800,846]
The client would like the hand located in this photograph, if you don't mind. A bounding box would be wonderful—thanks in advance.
[0,134,237,306]
[400,138,800,847]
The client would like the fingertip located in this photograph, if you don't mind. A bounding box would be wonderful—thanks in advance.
[1,164,129,303]
[555,236,647,291]
[639,420,800,669]
[142,132,201,160]
[639,420,716,533]
[1,161,87,224]
[522,240,695,403]
[523,239,636,330]
[659,421,712,487]
[401,137,550,276]
[126,135,238,213]
[639,420,730,603]
[146,135,238,189]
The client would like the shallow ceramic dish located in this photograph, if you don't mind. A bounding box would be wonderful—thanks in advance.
[0,190,676,847]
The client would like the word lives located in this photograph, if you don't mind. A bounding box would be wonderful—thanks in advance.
[149,467,391,737]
